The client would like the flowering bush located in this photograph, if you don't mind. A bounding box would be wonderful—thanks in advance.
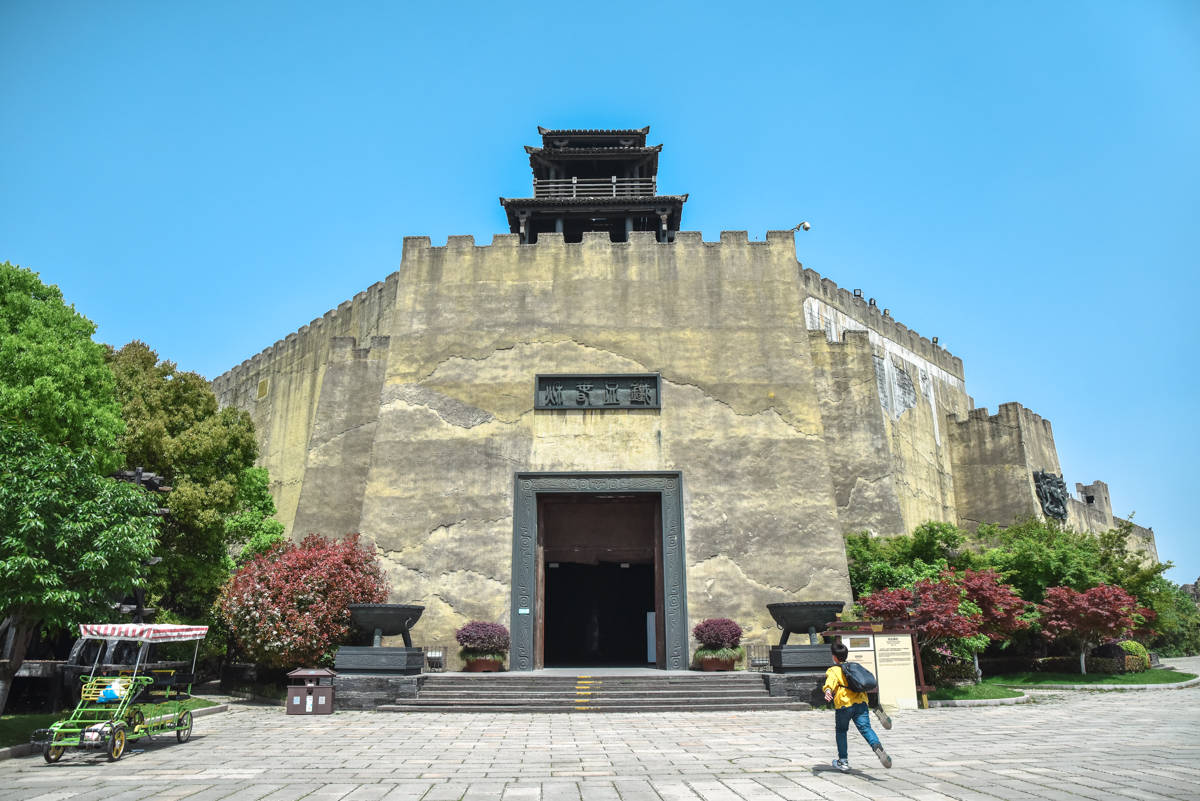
[217,533,387,669]
[455,621,509,662]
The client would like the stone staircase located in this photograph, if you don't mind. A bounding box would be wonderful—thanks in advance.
[378,671,816,713]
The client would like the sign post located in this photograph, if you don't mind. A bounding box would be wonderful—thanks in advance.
[826,625,920,712]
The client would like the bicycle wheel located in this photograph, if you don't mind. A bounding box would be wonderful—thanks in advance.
[107,724,127,761]
[175,710,193,743]
[125,708,145,742]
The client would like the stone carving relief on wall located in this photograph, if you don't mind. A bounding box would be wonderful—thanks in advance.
[1033,470,1069,521]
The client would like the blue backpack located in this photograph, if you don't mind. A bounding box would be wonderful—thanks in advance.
[841,661,878,693]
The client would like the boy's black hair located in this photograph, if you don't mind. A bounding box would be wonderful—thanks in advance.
[831,641,849,662]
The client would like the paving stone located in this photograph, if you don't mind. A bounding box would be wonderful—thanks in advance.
[3,661,1199,801]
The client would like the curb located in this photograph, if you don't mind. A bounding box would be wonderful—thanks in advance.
[192,703,230,718]
[224,690,286,706]
[0,743,35,761]
[998,675,1200,692]
[0,704,228,761]
[928,692,1031,708]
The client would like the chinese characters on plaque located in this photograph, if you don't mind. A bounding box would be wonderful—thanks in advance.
[535,374,661,410]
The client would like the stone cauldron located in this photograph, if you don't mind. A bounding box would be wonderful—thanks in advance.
[767,601,845,646]
[348,603,424,648]
[336,604,426,680]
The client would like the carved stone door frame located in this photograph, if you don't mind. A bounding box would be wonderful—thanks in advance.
[510,471,688,671]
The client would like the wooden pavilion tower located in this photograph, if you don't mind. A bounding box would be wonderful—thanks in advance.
[500,126,688,244]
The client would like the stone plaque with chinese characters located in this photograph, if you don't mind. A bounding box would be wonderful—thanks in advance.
[535,374,661,410]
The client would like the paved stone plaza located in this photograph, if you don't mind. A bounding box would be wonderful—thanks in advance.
[3,663,1197,801]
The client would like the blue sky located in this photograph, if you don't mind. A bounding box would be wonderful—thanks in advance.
[3,2,1198,583]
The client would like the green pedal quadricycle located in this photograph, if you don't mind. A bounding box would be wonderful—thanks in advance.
[32,623,207,763]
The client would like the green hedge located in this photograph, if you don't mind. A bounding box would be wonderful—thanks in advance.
[1118,640,1150,671]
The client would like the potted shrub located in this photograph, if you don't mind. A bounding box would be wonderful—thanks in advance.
[691,618,744,671]
[455,621,509,672]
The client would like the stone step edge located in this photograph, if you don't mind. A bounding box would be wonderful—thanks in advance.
[405,695,793,705]
[376,703,812,713]
[415,689,776,698]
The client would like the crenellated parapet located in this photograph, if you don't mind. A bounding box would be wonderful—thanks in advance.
[947,402,1061,531]
[396,228,792,263]
[211,270,403,409]
[797,268,962,380]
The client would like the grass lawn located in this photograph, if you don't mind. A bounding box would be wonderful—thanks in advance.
[927,684,1024,701]
[983,668,1197,686]
[0,697,217,749]
[0,712,60,749]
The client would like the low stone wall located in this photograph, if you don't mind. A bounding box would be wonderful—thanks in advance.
[335,674,424,710]
[763,673,823,708]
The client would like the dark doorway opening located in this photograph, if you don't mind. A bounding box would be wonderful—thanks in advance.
[544,563,654,666]
[536,493,663,668]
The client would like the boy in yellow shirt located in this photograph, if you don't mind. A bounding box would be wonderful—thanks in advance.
[823,641,892,773]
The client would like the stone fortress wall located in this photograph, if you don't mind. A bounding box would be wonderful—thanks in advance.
[213,230,1155,649]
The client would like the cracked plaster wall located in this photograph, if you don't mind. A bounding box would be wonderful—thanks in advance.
[212,229,1152,654]
[802,298,969,535]
[344,230,851,647]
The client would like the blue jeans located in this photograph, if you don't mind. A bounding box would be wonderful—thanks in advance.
[835,702,880,760]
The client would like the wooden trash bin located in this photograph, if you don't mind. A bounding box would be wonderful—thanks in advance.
[286,668,336,715]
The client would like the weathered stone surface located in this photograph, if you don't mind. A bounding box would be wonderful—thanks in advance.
[334,673,423,710]
[333,646,424,675]
[211,231,1157,657]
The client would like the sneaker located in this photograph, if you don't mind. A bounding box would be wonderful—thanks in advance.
[832,758,850,773]
[873,705,893,730]
[873,744,892,768]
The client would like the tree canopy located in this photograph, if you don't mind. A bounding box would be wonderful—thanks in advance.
[844,517,1199,664]
[1040,584,1149,674]
[225,467,286,563]
[845,521,972,598]
[0,423,159,714]
[0,262,123,471]
[106,342,259,621]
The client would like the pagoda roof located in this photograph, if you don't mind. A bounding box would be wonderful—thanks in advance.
[526,145,660,179]
[499,193,687,236]
[525,145,661,157]
[537,126,650,149]
[538,126,649,137]
[499,194,688,209]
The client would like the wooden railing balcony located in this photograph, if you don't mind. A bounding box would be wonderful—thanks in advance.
[533,177,657,199]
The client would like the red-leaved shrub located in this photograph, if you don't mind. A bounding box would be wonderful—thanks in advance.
[692,618,743,650]
[455,621,510,654]
[217,533,387,669]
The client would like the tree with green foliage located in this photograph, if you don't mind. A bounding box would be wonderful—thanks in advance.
[845,521,974,598]
[1095,521,1171,603]
[975,518,1105,604]
[225,467,286,563]
[105,342,259,622]
[1141,581,1200,656]
[0,423,160,716]
[0,262,123,471]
